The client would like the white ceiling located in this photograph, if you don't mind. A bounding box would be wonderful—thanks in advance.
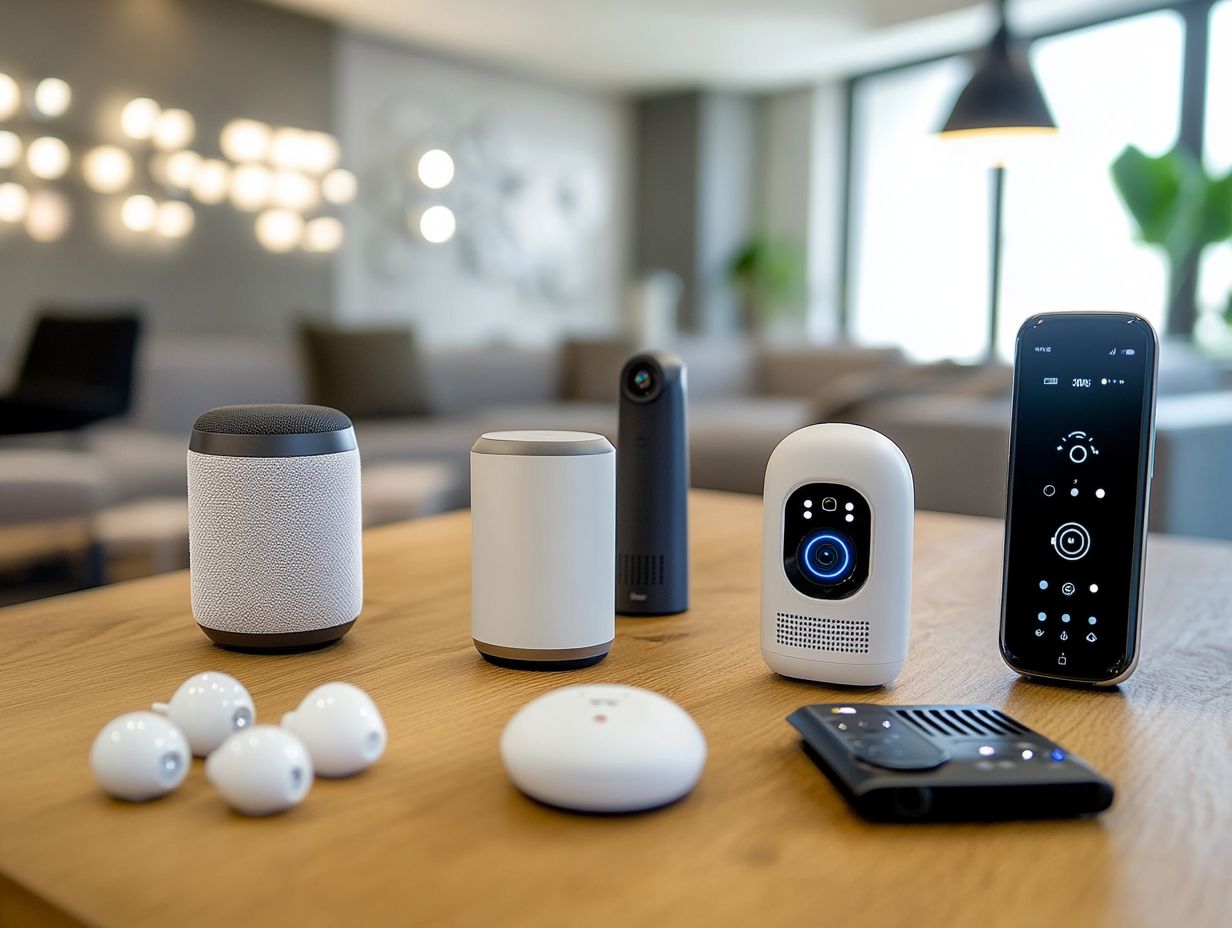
[260,0,1158,92]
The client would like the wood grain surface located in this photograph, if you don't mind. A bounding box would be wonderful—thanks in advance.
[0,490,1228,928]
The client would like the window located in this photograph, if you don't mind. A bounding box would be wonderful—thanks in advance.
[848,57,991,362]
[1198,0,1232,340]
[997,11,1184,358]
[846,9,1193,360]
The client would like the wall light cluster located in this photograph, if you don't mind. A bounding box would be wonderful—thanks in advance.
[0,70,75,240]
[215,117,352,252]
[0,68,355,252]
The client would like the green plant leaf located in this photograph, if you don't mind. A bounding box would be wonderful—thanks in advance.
[1199,169,1232,245]
[1111,145,1185,246]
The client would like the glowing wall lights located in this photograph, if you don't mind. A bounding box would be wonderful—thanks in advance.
[190,159,230,204]
[0,182,29,223]
[121,194,157,232]
[229,163,272,211]
[271,169,317,211]
[120,97,161,140]
[27,136,70,180]
[321,168,356,205]
[82,145,134,194]
[302,215,343,253]
[417,205,456,244]
[32,78,71,118]
[255,208,304,252]
[0,76,351,254]
[416,149,454,189]
[220,119,271,163]
[25,188,71,242]
[0,130,20,169]
[155,200,194,238]
[152,108,194,151]
[163,150,201,190]
[0,73,20,120]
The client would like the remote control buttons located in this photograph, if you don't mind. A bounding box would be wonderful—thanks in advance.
[1051,522,1091,561]
[1057,430,1098,463]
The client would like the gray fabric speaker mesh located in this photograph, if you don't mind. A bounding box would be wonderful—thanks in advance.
[188,449,362,634]
[193,404,352,436]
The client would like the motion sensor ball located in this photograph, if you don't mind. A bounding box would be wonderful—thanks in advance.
[501,685,707,813]
[206,726,313,816]
[153,671,255,756]
[281,682,386,777]
[760,423,914,686]
[90,711,190,801]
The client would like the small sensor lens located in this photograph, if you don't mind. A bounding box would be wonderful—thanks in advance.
[627,365,657,397]
[799,531,856,585]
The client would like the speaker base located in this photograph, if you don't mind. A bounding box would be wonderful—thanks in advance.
[474,639,611,671]
[200,620,355,653]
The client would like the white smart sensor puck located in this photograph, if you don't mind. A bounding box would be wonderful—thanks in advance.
[500,684,707,813]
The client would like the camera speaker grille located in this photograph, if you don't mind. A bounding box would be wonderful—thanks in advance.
[618,553,664,588]
[775,613,870,654]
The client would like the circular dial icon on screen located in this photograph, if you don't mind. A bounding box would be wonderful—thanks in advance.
[1056,430,1098,464]
[1051,522,1091,561]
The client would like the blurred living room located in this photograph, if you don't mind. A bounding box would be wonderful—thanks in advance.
[1,0,1230,605]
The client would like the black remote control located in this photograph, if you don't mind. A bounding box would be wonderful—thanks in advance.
[1001,312,1158,685]
[788,703,1114,822]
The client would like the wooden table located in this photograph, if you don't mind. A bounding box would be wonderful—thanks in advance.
[1,491,1228,927]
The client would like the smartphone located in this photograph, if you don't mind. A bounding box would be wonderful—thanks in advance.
[1000,312,1158,685]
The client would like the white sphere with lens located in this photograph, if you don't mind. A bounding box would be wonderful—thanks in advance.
[153,671,254,756]
[281,682,386,777]
[206,726,313,816]
[90,711,190,801]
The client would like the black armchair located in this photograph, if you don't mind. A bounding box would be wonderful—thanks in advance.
[0,311,142,436]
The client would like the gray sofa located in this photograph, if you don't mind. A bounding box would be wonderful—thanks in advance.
[2,333,1230,595]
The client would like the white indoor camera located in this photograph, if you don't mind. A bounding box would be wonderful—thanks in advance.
[760,423,914,687]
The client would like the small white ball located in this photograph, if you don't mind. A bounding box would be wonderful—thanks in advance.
[90,711,190,801]
[206,726,313,816]
[282,682,386,777]
[154,671,255,756]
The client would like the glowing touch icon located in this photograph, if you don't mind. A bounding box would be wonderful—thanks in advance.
[1051,522,1091,562]
[800,532,852,583]
[1056,430,1098,464]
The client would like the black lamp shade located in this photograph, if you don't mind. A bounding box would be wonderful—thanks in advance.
[940,28,1056,134]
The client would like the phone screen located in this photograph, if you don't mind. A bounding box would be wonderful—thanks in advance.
[1001,313,1156,683]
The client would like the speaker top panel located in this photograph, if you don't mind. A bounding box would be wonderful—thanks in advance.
[190,405,356,457]
[472,430,614,457]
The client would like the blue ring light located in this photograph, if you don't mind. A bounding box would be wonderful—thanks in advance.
[800,532,853,583]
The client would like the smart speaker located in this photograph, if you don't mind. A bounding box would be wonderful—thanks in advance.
[616,352,688,616]
[471,430,616,670]
[760,423,914,686]
[188,404,362,651]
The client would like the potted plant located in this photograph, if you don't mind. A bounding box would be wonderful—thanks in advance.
[726,236,806,337]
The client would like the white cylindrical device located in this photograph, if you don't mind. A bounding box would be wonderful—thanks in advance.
[188,404,362,651]
[760,423,914,686]
[471,430,616,670]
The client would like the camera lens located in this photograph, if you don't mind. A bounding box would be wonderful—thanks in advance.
[626,365,657,397]
[799,531,855,585]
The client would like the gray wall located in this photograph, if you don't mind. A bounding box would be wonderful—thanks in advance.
[633,91,755,335]
[0,0,334,363]
[332,31,631,347]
